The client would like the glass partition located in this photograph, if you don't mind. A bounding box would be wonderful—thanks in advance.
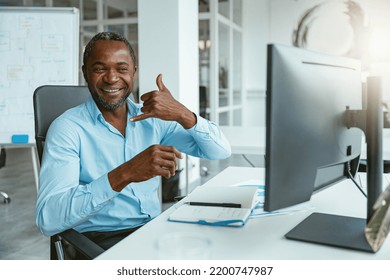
[199,0,242,125]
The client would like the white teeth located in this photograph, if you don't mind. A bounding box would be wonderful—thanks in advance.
[102,88,120,93]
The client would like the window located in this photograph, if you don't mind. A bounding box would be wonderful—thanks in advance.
[199,0,243,126]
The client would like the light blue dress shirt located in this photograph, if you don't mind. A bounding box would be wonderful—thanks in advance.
[36,96,231,236]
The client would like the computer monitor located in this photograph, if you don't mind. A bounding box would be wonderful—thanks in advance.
[265,44,383,252]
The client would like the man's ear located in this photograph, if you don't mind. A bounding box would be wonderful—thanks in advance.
[132,66,138,80]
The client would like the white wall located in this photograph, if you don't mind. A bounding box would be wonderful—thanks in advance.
[242,0,390,126]
[242,0,328,127]
[242,0,269,127]
[360,0,390,102]
[242,0,269,91]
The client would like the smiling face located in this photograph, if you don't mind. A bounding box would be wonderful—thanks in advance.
[82,40,136,112]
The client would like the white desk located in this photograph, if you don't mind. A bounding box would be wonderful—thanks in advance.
[96,166,390,260]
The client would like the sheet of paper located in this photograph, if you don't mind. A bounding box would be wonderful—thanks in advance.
[187,185,258,209]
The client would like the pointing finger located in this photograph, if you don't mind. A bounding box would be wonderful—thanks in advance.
[130,112,152,122]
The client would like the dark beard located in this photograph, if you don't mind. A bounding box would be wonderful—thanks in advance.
[90,89,131,111]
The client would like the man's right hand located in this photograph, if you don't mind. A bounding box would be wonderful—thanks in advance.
[108,145,183,192]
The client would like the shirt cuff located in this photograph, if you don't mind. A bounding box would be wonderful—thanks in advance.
[88,174,118,207]
[187,113,212,134]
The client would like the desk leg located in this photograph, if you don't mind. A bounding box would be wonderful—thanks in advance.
[31,146,39,193]
[185,154,189,196]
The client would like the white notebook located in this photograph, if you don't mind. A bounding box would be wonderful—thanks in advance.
[168,186,259,227]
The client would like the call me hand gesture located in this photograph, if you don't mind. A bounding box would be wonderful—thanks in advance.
[130,74,197,129]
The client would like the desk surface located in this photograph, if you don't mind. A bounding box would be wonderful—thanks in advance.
[96,166,390,260]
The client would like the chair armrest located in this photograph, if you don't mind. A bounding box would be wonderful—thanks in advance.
[59,229,105,259]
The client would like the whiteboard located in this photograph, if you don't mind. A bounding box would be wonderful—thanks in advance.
[0,7,79,144]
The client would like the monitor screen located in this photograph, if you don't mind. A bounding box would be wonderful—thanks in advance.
[265,44,363,212]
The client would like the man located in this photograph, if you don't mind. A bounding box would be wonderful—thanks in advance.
[36,32,231,254]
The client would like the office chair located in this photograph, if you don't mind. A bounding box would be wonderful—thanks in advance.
[33,85,105,260]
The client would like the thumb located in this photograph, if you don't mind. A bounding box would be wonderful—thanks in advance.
[156,73,166,91]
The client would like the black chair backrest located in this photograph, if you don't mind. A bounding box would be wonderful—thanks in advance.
[33,85,90,163]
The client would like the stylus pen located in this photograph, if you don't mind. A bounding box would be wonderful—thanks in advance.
[186,202,241,208]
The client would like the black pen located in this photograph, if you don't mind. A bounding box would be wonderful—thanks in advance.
[186,202,241,208]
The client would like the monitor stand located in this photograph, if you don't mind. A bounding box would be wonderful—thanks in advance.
[285,212,374,252]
